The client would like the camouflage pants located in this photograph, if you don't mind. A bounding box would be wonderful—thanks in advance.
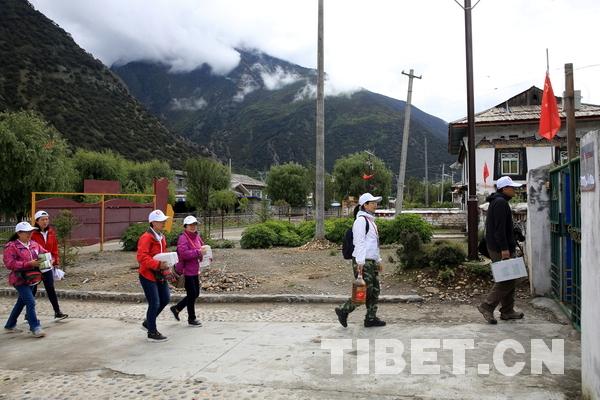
[338,259,380,320]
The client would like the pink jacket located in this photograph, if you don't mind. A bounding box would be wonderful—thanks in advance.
[175,231,204,276]
[3,240,47,286]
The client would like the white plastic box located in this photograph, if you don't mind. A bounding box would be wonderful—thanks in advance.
[491,257,528,282]
[153,252,179,267]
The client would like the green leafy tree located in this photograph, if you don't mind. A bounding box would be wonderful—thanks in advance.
[209,190,237,239]
[186,158,230,234]
[53,209,80,269]
[72,149,127,191]
[332,152,392,202]
[0,111,76,218]
[266,163,310,209]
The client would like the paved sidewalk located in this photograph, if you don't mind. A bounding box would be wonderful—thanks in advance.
[0,298,581,399]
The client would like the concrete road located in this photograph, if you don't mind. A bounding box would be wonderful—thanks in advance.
[0,299,581,399]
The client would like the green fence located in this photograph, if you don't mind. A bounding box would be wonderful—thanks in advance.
[549,157,581,329]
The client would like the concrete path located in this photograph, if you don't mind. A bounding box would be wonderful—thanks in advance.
[0,299,581,399]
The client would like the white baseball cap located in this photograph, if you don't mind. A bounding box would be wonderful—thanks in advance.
[183,216,198,226]
[148,209,169,223]
[15,221,38,232]
[34,210,49,220]
[496,176,523,190]
[358,193,383,205]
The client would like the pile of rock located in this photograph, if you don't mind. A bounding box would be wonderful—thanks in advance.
[199,269,260,292]
[298,239,337,251]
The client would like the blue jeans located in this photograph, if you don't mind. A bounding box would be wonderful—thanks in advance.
[139,275,170,333]
[4,284,41,332]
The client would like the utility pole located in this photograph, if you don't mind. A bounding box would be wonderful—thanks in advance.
[440,164,446,204]
[395,69,422,215]
[459,0,479,260]
[314,0,325,239]
[565,63,577,160]
[424,137,429,207]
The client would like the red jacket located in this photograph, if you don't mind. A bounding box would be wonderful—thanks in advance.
[31,227,60,266]
[137,230,167,282]
[3,240,48,286]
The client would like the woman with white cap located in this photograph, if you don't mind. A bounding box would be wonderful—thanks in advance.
[30,210,68,320]
[3,222,48,337]
[335,193,387,328]
[169,215,206,326]
[137,209,171,342]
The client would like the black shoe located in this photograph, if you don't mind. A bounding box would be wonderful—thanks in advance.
[147,331,168,342]
[364,317,386,327]
[141,320,148,331]
[335,307,348,328]
[188,319,202,327]
[54,312,68,320]
[170,306,180,321]
[500,311,524,320]
[477,304,498,325]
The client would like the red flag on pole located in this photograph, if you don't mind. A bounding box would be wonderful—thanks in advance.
[539,72,561,140]
[483,162,490,187]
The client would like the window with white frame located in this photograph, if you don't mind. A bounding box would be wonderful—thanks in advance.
[500,152,520,175]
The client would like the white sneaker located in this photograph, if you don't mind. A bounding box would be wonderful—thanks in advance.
[31,328,46,338]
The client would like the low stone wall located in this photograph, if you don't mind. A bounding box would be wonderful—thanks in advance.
[395,209,466,229]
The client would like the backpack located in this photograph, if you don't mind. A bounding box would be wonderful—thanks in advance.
[342,216,370,260]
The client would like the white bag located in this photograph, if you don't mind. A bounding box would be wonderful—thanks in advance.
[153,252,179,267]
[491,257,528,282]
[199,245,212,269]
[53,268,65,281]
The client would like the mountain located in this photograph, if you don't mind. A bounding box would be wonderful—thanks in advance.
[0,0,207,167]
[112,50,453,177]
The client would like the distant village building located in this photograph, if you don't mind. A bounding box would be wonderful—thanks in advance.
[448,86,600,202]
[173,170,266,204]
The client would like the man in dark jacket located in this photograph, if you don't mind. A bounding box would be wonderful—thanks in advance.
[477,176,524,324]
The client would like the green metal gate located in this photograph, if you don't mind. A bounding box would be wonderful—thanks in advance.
[549,157,581,329]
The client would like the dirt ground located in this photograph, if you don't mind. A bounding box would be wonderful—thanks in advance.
[1,244,531,306]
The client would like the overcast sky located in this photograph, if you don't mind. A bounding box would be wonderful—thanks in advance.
[30,0,600,122]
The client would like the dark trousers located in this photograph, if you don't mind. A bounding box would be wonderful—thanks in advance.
[139,275,170,333]
[483,248,518,314]
[338,260,381,320]
[31,270,61,314]
[175,275,200,321]
[5,285,40,331]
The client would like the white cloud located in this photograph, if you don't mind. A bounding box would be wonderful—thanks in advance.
[257,65,302,91]
[170,97,207,111]
[30,0,600,122]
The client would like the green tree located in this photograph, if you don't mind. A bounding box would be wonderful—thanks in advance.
[266,163,310,209]
[72,149,127,191]
[209,190,237,239]
[0,111,76,218]
[185,158,230,234]
[332,152,392,202]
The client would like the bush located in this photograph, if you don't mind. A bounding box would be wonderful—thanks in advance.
[428,241,466,270]
[165,224,184,246]
[240,224,278,249]
[53,209,80,268]
[296,221,315,243]
[437,267,455,282]
[121,223,148,251]
[324,218,353,244]
[395,232,429,269]
[378,214,433,245]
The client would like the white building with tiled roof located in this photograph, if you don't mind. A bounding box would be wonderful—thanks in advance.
[448,86,600,196]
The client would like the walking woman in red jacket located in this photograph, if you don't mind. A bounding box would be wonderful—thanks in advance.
[31,210,68,320]
[3,222,47,337]
[137,209,171,342]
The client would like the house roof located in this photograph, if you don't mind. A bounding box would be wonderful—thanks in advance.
[448,86,600,154]
[230,174,266,188]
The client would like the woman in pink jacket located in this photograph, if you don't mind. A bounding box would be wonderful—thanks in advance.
[3,222,48,337]
[169,216,206,327]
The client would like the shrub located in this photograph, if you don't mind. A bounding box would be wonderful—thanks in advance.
[121,223,148,251]
[438,267,455,282]
[324,218,353,244]
[378,214,433,245]
[53,209,80,268]
[296,221,315,243]
[240,224,278,249]
[395,232,429,269]
[165,224,184,246]
[428,241,466,270]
